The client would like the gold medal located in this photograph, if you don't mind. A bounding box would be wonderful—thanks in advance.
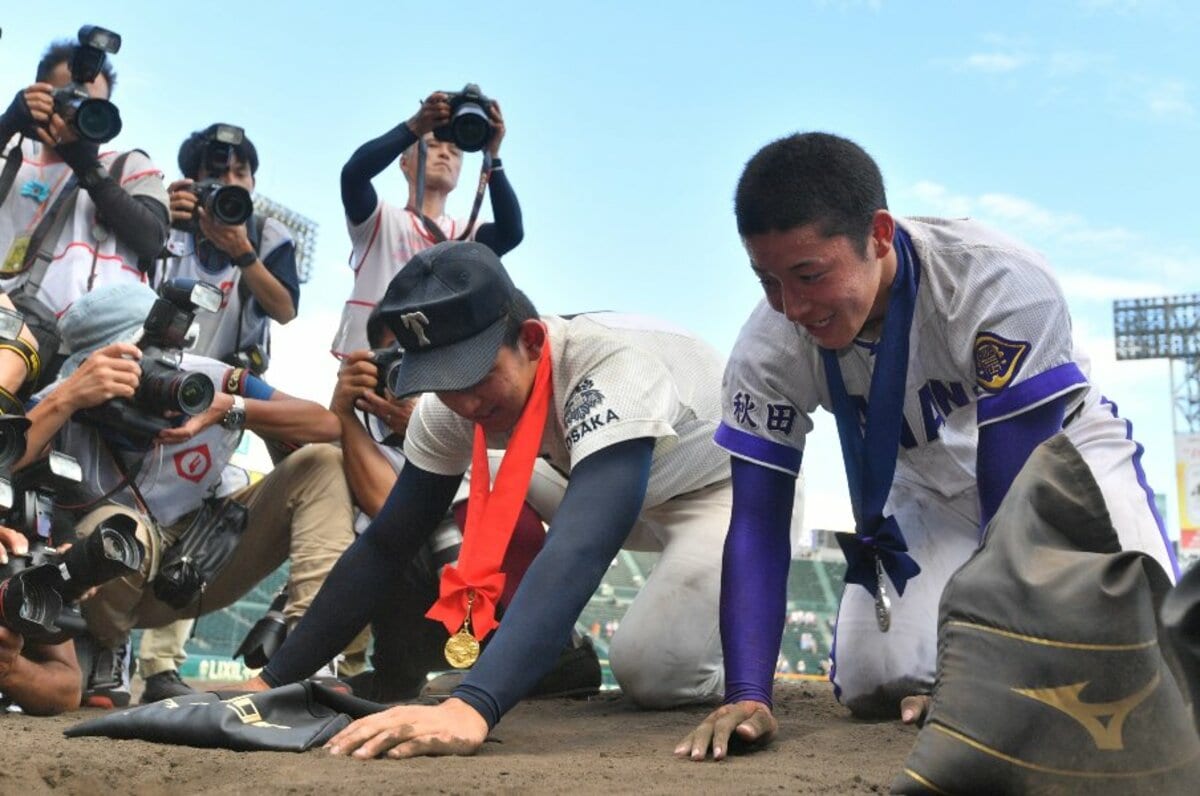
[443,589,480,668]
[2,234,31,275]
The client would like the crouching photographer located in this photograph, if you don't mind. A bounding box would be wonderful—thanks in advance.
[14,281,351,708]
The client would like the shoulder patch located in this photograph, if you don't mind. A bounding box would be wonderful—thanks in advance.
[973,332,1030,393]
[564,376,605,425]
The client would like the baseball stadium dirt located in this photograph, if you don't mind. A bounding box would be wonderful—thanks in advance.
[0,680,913,794]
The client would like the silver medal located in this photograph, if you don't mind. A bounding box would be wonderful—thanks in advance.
[874,557,891,632]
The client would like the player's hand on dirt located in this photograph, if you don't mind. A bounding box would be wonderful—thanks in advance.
[900,694,930,725]
[407,92,451,137]
[675,699,777,761]
[325,698,488,759]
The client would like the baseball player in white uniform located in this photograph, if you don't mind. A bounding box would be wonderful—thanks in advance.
[245,241,803,759]
[679,131,1177,761]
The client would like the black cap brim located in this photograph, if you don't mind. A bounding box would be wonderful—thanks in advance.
[388,316,508,398]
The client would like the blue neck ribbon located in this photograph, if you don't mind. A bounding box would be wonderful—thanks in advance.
[820,227,922,597]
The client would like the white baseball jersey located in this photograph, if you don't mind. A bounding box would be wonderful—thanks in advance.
[717,216,1176,710]
[719,216,1096,502]
[0,138,167,315]
[39,354,238,528]
[404,313,730,509]
[331,202,473,357]
[157,218,292,361]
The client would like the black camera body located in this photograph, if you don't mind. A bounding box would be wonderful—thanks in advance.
[371,343,404,398]
[79,279,221,449]
[50,25,122,144]
[433,83,495,153]
[174,125,254,231]
[0,453,144,644]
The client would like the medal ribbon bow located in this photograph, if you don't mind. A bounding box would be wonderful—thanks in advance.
[821,227,922,597]
[426,330,553,640]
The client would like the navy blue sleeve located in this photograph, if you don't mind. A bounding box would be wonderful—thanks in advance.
[340,122,419,226]
[253,239,300,316]
[451,437,654,728]
[473,167,523,256]
[261,462,462,685]
[720,456,796,708]
[977,395,1067,529]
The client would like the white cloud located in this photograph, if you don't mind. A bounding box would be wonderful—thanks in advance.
[962,52,1030,73]
[1145,80,1194,118]
[263,308,342,405]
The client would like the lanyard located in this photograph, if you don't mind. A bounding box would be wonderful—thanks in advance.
[820,227,923,608]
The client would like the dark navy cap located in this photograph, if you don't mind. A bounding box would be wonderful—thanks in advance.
[379,241,516,397]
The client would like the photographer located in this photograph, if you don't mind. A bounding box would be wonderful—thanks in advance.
[16,282,353,708]
[331,88,523,357]
[157,123,299,370]
[0,32,169,379]
[0,525,83,715]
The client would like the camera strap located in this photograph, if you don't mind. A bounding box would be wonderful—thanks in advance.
[414,141,492,243]
[0,135,25,208]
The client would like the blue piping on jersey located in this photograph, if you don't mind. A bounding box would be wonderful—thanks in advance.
[714,421,803,476]
[976,361,1087,426]
[1100,396,1180,579]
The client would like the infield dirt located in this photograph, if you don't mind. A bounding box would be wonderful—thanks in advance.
[0,680,913,794]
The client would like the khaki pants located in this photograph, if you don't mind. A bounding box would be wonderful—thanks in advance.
[81,444,355,649]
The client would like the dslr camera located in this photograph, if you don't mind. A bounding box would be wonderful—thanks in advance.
[178,124,254,229]
[371,343,404,398]
[79,278,221,448]
[433,83,495,153]
[0,453,144,643]
[50,25,123,144]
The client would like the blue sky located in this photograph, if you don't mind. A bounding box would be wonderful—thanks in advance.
[3,1,1197,541]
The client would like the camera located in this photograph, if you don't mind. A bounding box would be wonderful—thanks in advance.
[50,25,122,144]
[0,453,144,643]
[234,586,287,668]
[225,344,269,377]
[433,83,495,153]
[79,278,221,448]
[372,343,404,398]
[177,124,254,229]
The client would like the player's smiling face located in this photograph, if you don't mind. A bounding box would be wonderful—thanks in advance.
[744,211,897,350]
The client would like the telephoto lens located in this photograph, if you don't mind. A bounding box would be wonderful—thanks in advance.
[136,353,216,416]
[55,513,144,603]
[0,563,65,639]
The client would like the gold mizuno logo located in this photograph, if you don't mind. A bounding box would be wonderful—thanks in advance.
[1012,673,1160,750]
[223,695,292,730]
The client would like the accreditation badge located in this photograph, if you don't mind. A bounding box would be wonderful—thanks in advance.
[1,234,31,274]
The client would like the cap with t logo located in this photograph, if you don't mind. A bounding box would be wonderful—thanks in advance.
[378,241,516,397]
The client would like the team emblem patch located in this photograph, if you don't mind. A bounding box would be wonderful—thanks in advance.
[564,377,605,425]
[973,332,1030,393]
[174,444,212,483]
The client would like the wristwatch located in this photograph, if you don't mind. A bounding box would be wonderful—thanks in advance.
[232,250,258,269]
[221,394,247,431]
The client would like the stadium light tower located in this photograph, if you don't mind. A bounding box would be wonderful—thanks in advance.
[252,194,318,284]
[1112,293,1200,433]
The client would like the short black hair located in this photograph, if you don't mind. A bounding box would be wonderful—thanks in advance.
[502,289,539,348]
[365,305,392,349]
[177,124,260,179]
[735,132,887,255]
[36,39,118,95]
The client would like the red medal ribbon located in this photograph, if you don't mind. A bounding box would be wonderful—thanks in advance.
[426,331,553,640]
